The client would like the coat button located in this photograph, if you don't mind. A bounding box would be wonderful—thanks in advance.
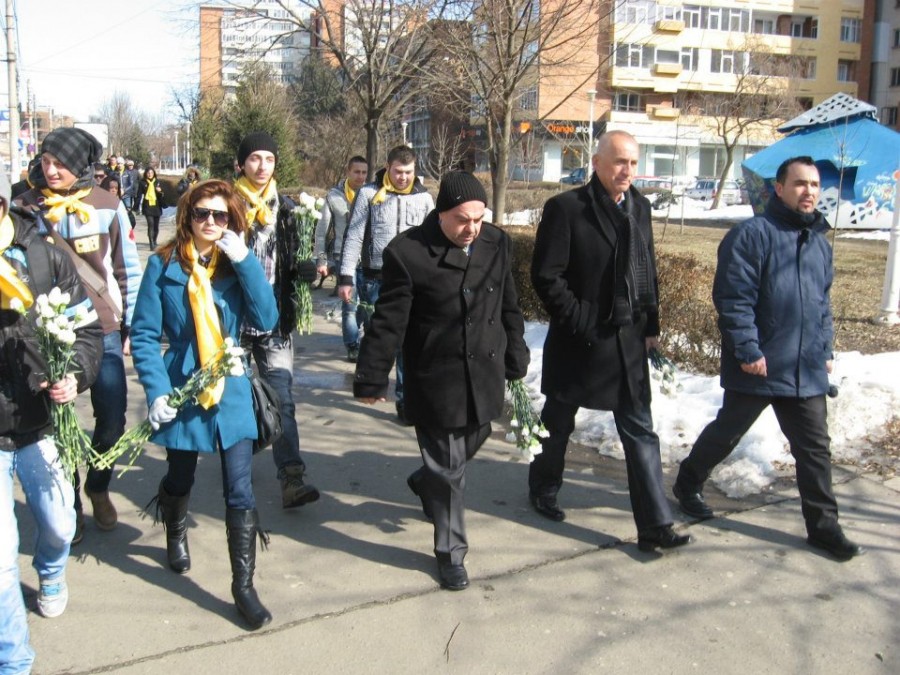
[489,350,496,358]
[466,317,472,326]
[468,352,475,359]
[487,286,494,293]
[488,318,495,325]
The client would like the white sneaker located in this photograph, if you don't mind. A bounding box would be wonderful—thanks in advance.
[37,577,68,618]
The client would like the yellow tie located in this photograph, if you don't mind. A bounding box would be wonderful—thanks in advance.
[234,176,277,227]
[186,240,225,409]
[0,215,35,310]
[372,171,414,205]
[40,188,95,225]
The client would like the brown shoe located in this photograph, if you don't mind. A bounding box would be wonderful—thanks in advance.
[71,508,85,546]
[279,465,320,509]
[85,489,118,531]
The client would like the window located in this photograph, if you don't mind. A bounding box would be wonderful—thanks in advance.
[519,86,537,110]
[891,68,900,87]
[655,49,680,64]
[893,29,900,48]
[682,5,701,28]
[681,47,699,71]
[840,18,861,43]
[837,60,856,82]
[754,18,775,35]
[704,7,722,31]
[790,21,803,37]
[882,107,899,126]
[726,8,749,33]
[613,92,643,112]
[711,49,746,75]
[615,43,652,68]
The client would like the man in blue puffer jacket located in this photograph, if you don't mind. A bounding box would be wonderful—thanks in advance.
[673,156,863,561]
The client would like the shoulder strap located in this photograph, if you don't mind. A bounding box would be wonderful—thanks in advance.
[46,228,121,323]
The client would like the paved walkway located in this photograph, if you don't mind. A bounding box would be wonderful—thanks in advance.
[15,215,899,674]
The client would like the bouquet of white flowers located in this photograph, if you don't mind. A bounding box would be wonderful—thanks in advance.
[94,338,246,475]
[506,379,549,462]
[12,287,94,477]
[293,193,324,335]
[649,347,681,397]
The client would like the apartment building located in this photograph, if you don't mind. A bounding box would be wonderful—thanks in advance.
[864,0,900,130]
[527,0,866,182]
[199,0,314,95]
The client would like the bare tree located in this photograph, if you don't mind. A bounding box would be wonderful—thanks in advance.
[693,37,808,209]
[432,0,602,224]
[172,85,227,173]
[97,91,147,158]
[418,122,467,179]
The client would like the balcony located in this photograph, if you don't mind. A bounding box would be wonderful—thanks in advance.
[655,19,684,33]
[652,62,683,76]
[651,106,680,119]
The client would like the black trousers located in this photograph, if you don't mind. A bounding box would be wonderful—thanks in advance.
[529,391,673,532]
[412,422,492,565]
[676,390,840,536]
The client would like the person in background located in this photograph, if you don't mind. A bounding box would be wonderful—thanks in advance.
[100,176,121,199]
[121,158,140,229]
[673,156,863,561]
[15,127,142,547]
[0,170,102,673]
[136,167,166,249]
[130,179,279,630]
[234,132,321,509]
[339,146,434,424]
[92,163,108,187]
[315,155,368,362]
[177,166,202,196]
[528,131,691,553]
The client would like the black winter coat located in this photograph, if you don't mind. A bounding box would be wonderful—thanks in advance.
[135,178,166,216]
[531,175,659,411]
[354,211,530,428]
[0,207,104,447]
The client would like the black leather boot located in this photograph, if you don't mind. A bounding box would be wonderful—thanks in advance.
[226,508,272,630]
[157,479,191,574]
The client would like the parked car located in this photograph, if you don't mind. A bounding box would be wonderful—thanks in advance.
[632,176,672,192]
[684,178,742,205]
[561,167,588,185]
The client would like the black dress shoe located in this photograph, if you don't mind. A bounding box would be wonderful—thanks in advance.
[673,483,714,520]
[807,530,865,561]
[438,562,469,591]
[406,471,433,521]
[638,525,692,552]
[529,493,565,522]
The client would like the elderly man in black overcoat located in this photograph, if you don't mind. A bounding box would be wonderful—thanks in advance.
[528,130,690,552]
[354,171,529,591]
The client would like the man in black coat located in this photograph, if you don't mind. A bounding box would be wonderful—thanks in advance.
[354,172,530,590]
[529,131,690,552]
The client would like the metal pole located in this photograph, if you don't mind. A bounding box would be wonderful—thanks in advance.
[585,89,597,178]
[6,0,20,180]
[174,130,179,172]
[876,175,900,324]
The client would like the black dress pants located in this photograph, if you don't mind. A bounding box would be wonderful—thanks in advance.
[413,422,492,565]
[529,391,673,532]
[677,390,840,536]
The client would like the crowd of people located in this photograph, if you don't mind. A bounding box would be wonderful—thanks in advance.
[1,125,863,673]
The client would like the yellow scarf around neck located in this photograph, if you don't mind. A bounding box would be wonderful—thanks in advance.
[234,175,278,227]
[186,240,225,409]
[0,215,34,310]
[343,179,356,205]
[40,188,95,225]
[145,179,157,207]
[372,171,414,205]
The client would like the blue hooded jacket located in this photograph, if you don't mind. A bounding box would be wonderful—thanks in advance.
[714,197,833,397]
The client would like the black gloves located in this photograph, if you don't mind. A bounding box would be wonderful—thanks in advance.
[296,259,319,284]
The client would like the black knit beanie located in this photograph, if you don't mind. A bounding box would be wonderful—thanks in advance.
[40,127,104,176]
[436,171,488,212]
[237,132,279,167]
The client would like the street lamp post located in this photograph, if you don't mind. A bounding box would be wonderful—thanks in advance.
[401,121,408,146]
[584,89,597,178]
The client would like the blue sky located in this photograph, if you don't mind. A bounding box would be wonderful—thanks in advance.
[12,0,199,122]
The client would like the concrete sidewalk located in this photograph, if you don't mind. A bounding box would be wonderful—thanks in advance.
[15,225,899,674]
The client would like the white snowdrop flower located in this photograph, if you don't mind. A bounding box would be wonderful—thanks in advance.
[35,316,43,328]
[531,424,540,434]
[47,287,64,306]
[510,418,519,428]
[538,428,550,438]
[54,315,71,331]
[8,297,25,313]
[315,197,325,209]
[229,361,245,377]
[521,426,530,438]
[58,328,77,345]
[45,320,60,335]
[312,210,322,221]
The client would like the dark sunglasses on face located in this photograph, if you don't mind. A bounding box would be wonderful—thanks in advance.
[191,207,230,226]
[94,173,106,179]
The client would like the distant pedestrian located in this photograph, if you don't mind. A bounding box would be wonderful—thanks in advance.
[177,166,201,196]
[136,167,166,249]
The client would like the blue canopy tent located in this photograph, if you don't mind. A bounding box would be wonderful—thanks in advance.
[742,94,900,229]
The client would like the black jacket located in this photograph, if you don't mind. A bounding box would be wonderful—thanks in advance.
[0,207,104,447]
[531,175,659,411]
[354,211,529,428]
[135,178,166,215]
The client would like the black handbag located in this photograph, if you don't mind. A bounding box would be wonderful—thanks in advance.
[247,369,283,454]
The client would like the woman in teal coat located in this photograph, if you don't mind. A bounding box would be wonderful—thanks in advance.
[130,179,278,630]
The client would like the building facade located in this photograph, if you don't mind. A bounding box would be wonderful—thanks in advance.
[864,0,900,130]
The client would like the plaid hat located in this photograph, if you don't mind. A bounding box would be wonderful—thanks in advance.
[436,171,488,213]
[237,132,278,166]
[41,127,104,176]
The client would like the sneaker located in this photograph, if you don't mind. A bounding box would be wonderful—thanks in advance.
[347,345,359,363]
[279,465,320,509]
[85,488,118,531]
[71,508,85,546]
[37,577,68,618]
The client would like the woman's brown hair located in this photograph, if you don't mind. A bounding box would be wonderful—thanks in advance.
[157,179,249,279]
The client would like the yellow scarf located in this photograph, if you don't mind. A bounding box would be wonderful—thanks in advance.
[0,215,34,310]
[234,175,277,227]
[343,179,356,205]
[40,188,95,225]
[145,179,157,207]
[372,171,414,205]
[186,240,225,409]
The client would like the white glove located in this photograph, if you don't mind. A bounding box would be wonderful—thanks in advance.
[215,229,249,263]
[148,396,177,431]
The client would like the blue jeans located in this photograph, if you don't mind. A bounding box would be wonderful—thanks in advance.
[357,273,404,403]
[164,438,255,509]
[241,333,304,476]
[340,269,363,348]
[0,439,76,674]
[74,331,127,510]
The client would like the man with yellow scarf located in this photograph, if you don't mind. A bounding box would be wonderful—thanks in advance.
[338,146,434,424]
[15,127,143,545]
[0,170,103,671]
[234,132,321,509]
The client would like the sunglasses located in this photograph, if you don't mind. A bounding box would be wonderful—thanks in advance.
[94,173,106,179]
[191,207,230,226]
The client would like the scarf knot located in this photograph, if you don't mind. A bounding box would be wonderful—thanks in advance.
[40,188,95,225]
[372,171,414,205]
[235,176,278,227]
